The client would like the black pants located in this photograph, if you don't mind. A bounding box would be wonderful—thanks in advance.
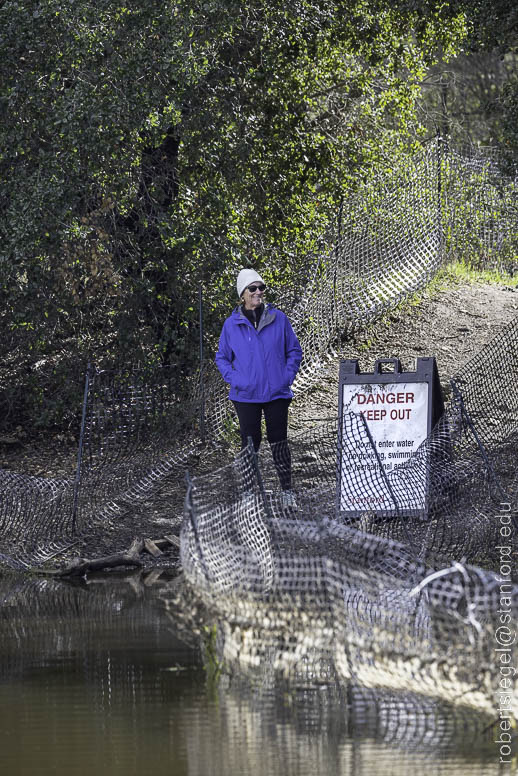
[232,398,292,490]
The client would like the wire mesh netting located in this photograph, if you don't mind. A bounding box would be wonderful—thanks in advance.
[0,135,515,649]
[445,145,518,268]
[0,363,206,567]
[0,139,516,731]
[156,576,509,773]
[177,290,518,717]
[180,403,518,715]
[0,470,76,567]
[287,141,444,394]
[75,364,203,523]
[0,571,504,772]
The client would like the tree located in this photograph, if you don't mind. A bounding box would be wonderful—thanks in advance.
[0,0,467,430]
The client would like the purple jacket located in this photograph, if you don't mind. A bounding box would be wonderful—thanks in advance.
[215,304,302,403]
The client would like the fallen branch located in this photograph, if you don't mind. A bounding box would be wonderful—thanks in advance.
[41,534,180,577]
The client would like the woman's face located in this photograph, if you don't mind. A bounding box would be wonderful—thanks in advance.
[242,282,265,310]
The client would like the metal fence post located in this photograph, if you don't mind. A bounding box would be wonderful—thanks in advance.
[72,362,92,533]
[198,283,206,441]
[437,132,445,264]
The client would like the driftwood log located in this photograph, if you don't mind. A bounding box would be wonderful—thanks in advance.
[45,534,180,577]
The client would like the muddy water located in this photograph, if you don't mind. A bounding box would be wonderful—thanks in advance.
[0,572,503,776]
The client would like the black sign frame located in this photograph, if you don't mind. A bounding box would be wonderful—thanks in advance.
[337,357,443,519]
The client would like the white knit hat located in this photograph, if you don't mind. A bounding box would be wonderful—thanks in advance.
[236,268,265,298]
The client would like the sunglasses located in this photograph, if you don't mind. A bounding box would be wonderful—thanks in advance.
[246,283,266,293]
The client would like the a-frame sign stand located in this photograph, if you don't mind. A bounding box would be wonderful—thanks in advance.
[337,357,443,518]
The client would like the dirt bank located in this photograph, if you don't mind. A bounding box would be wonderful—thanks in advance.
[297,278,518,419]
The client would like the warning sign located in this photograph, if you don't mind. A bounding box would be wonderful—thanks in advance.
[338,358,443,516]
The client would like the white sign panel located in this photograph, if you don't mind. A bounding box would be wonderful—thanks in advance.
[340,381,429,512]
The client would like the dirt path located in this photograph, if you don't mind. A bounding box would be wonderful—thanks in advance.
[296,278,518,420]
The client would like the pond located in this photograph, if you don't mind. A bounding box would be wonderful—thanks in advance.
[0,570,503,776]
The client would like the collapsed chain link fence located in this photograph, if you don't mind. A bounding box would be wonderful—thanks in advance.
[0,363,206,566]
[177,279,518,715]
[0,571,502,769]
[180,380,518,715]
[0,139,516,557]
[1,138,516,722]
[0,140,516,711]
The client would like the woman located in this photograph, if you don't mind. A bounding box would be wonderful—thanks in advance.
[215,268,302,506]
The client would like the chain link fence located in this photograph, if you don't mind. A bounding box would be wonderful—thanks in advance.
[1,138,517,721]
